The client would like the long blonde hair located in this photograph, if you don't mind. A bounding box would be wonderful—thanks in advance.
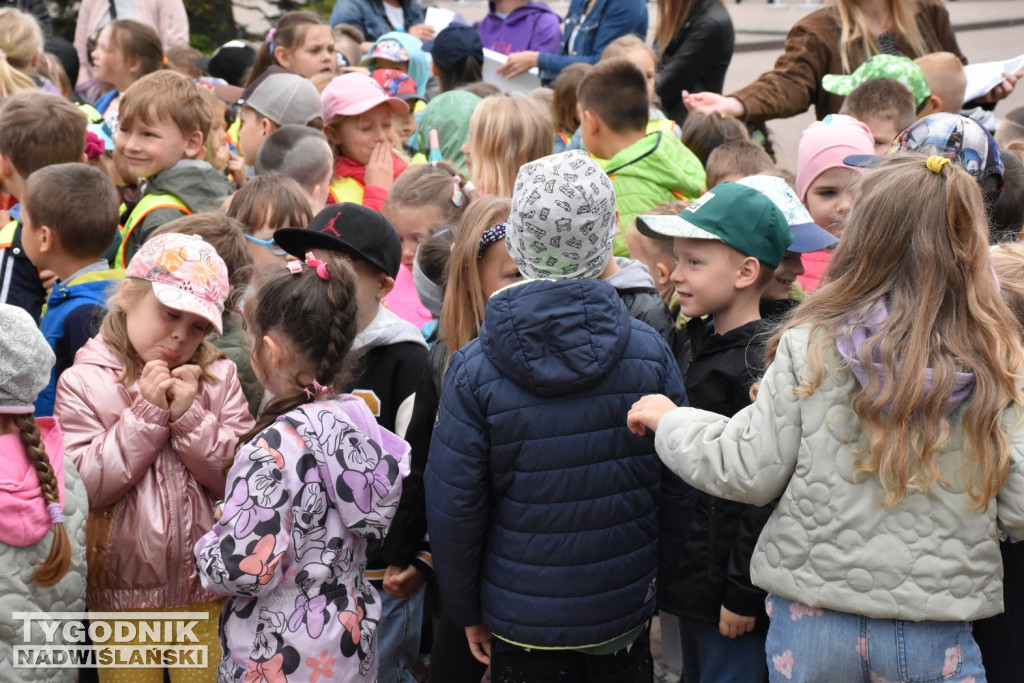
[832,0,929,74]
[439,196,511,355]
[765,155,1024,508]
[467,95,553,197]
[0,8,41,98]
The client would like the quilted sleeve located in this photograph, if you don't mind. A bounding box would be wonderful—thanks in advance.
[654,330,803,506]
[996,399,1024,540]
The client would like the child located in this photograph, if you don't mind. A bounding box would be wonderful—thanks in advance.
[0,304,88,681]
[476,0,562,56]
[426,24,484,93]
[321,72,409,210]
[626,200,689,310]
[247,11,335,84]
[579,58,705,255]
[90,19,164,139]
[795,114,874,291]
[165,44,203,79]
[552,62,591,152]
[634,183,791,683]
[227,172,314,273]
[915,51,967,117]
[821,54,931,118]
[461,93,552,196]
[194,258,408,682]
[54,233,254,682]
[254,126,334,213]
[0,7,46,98]
[425,151,687,677]
[363,32,430,101]
[839,78,917,153]
[21,163,123,417]
[371,69,423,156]
[705,140,775,188]
[334,23,364,69]
[600,35,679,138]
[0,92,88,322]
[115,71,235,267]
[680,111,748,169]
[628,154,1024,683]
[274,204,427,683]
[237,72,325,171]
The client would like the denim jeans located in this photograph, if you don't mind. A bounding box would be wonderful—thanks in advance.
[765,594,987,682]
[490,626,653,683]
[677,616,767,683]
[375,589,425,683]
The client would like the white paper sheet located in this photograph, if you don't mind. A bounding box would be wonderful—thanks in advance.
[963,54,1024,103]
[424,7,456,34]
[482,48,541,95]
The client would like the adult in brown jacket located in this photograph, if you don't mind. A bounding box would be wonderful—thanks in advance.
[682,0,1018,126]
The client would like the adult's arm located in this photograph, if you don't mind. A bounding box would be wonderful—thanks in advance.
[156,1,189,50]
[530,12,563,55]
[537,0,648,80]
[656,12,733,121]
[330,0,369,32]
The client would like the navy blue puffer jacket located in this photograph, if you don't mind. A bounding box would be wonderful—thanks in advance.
[425,278,687,649]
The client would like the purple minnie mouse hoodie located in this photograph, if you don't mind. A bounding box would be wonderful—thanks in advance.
[476,2,562,56]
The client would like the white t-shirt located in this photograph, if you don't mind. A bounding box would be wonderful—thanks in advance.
[383,2,405,30]
[100,0,139,29]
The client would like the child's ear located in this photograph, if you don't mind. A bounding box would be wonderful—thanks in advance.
[735,256,760,290]
[263,334,286,370]
[377,273,396,300]
[273,44,291,70]
[582,109,600,135]
[36,224,57,254]
[654,261,672,287]
[183,130,205,159]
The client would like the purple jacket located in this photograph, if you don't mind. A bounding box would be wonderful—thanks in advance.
[476,2,562,55]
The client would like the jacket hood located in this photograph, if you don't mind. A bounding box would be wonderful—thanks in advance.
[604,257,656,292]
[354,304,428,351]
[149,161,235,213]
[0,417,67,547]
[604,131,701,191]
[370,32,430,98]
[417,90,481,176]
[480,279,631,397]
[484,2,558,23]
[74,335,125,373]
[835,300,975,415]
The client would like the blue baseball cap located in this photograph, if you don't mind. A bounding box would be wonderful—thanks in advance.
[736,175,838,253]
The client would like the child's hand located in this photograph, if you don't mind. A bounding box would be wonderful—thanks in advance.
[226,150,246,187]
[627,394,678,436]
[39,269,58,294]
[140,360,174,410]
[464,624,492,666]
[719,606,756,638]
[383,564,426,599]
[168,364,201,422]
[364,142,395,190]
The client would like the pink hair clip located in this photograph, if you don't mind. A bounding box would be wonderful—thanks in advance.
[287,260,303,275]
[304,379,333,399]
[266,28,277,44]
[304,253,330,281]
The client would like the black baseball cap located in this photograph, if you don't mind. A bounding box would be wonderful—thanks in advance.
[196,41,256,87]
[424,24,483,71]
[274,203,402,279]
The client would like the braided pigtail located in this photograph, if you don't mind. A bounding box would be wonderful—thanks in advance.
[15,414,71,587]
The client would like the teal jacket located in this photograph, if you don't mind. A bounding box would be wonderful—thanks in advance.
[602,131,705,256]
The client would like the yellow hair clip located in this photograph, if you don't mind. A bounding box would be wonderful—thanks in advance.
[926,155,951,174]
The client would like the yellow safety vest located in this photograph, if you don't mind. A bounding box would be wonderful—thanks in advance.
[0,219,17,248]
[327,176,364,206]
[115,193,190,268]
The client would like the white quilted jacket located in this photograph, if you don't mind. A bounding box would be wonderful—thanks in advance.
[655,324,1024,622]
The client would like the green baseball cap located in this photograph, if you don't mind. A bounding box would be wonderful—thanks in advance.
[822,55,931,108]
[635,182,792,268]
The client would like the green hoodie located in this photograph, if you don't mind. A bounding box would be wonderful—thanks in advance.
[602,131,705,257]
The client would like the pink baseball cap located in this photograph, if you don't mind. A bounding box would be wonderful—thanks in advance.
[795,114,875,201]
[321,72,410,120]
[126,233,230,333]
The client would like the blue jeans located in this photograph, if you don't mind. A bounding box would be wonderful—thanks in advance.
[765,594,987,682]
[375,589,425,683]
[677,616,767,683]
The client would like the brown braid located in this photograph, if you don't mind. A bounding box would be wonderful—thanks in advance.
[15,414,71,587]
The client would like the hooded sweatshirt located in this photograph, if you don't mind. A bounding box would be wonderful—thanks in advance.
[414,90,481,176]
[603,256,675,346]
[476,2,562,56]
[601,131,706,257]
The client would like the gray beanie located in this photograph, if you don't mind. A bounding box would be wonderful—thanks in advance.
[0,304,54,413]
[506,150,617,280]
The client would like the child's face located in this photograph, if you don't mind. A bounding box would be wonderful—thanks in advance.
[478,242,522,301]
[92,25,131,88]
[247,210,289,271]
[276,25,336,79]
[858,113,900,154]
[766,250,805,301]
[117,113,204,180]
[124,286,211,368]
[19,206,46,269]
[386,205,441,268]
[373,59,409,72]
[621,47,657,102]
[393,111,417,147]
[804,167,857,235]
[670,237,746,319]
[327,105,395,166]
[238,106,269,167]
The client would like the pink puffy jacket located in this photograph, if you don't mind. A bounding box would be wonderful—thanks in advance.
[54,337,254,610]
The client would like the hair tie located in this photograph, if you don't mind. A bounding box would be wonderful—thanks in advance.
[478,222,507,259]
[267,28,277,44]
[304,379,333,399]
[926,155,951,174]
[287,260,303,275]
[451,175,464,207]
[304,253,330,281]
[47,503,64,525]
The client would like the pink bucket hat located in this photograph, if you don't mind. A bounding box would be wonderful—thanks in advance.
[796,114,875,201]
[322,72,410,120]
[126,233,230,333]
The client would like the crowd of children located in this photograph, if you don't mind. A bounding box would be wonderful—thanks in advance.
[0,3,1023,683]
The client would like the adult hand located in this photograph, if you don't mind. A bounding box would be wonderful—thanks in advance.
[168,364,201,422]
[383,564,426,599]
[719,606,756,639]
[496,51,539,79]
[465,624,492,665]
[682,90,745,118]
[626,394,678,436]
[976,70,1022,104]
[408,24,435,42]
[139,360,173,410]
[364,142,396,190]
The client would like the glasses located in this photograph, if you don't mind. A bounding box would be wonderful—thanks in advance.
[244,233,288,256]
